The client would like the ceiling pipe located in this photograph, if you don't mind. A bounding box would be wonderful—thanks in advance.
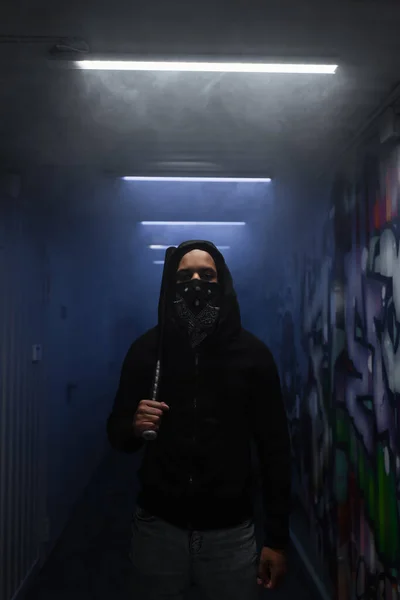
[0,35,89,53]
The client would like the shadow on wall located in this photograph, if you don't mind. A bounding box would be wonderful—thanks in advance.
[273,148,400,599]
[112,316,137,367]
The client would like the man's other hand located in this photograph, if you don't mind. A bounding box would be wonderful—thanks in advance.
[257,546,287,589]
[133,400,169,437]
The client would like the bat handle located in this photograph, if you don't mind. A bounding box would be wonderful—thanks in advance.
[142,360,161,442]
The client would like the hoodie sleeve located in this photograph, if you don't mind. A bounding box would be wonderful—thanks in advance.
[106,337,152,453]
[251,343,292,551]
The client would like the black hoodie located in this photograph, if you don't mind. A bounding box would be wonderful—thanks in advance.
[106,241,291,550]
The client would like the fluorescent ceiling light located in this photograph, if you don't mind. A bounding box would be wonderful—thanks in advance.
[123,176,271,183]
[76,60,337,75]
[153,260,165,265]
[141,221,246,226]
[149,245,230,250]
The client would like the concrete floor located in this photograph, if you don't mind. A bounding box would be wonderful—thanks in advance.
[25,451,320,600]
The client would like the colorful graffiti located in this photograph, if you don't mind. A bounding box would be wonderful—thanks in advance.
[282,148,400,599]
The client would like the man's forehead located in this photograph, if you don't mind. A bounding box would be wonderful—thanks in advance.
[177,249,217,269]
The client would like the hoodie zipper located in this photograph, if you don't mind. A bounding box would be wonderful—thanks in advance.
[189,353,199,488]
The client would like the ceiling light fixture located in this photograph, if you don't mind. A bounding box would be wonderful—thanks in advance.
[123,176,271,183]
[141,221,246,226]
[153,260,165,265]
[75,60,337,75]
[149,245,231,250]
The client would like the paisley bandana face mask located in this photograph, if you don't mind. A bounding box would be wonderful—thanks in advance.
[174,280,221,347]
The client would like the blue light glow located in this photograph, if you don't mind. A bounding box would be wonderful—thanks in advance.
[123,176,271,183]
[141,222,246,226]
[149,245,231,250]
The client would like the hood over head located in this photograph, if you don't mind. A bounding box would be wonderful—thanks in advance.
[158,240,241,348]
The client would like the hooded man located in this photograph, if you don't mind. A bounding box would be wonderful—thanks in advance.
[107,240,291,600]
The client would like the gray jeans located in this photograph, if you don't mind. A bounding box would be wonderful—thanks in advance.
[129,506,259,600]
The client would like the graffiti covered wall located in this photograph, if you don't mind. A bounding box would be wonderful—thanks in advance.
[280,146,400,599]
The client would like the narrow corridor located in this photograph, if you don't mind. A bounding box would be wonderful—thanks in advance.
[24,451,319,600]
[4,5,400,600]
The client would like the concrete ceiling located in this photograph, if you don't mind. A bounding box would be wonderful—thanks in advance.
[1,0,400,183]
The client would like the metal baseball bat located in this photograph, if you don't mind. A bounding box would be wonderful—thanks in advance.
[142,246,175,442]
[142,359,161,441]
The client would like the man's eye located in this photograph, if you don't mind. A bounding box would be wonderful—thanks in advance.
[177,271,191,282]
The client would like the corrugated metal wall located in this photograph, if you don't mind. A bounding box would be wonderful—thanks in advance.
[0,178,46,600]
[0,171,165,600]
[41,175,119,548]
